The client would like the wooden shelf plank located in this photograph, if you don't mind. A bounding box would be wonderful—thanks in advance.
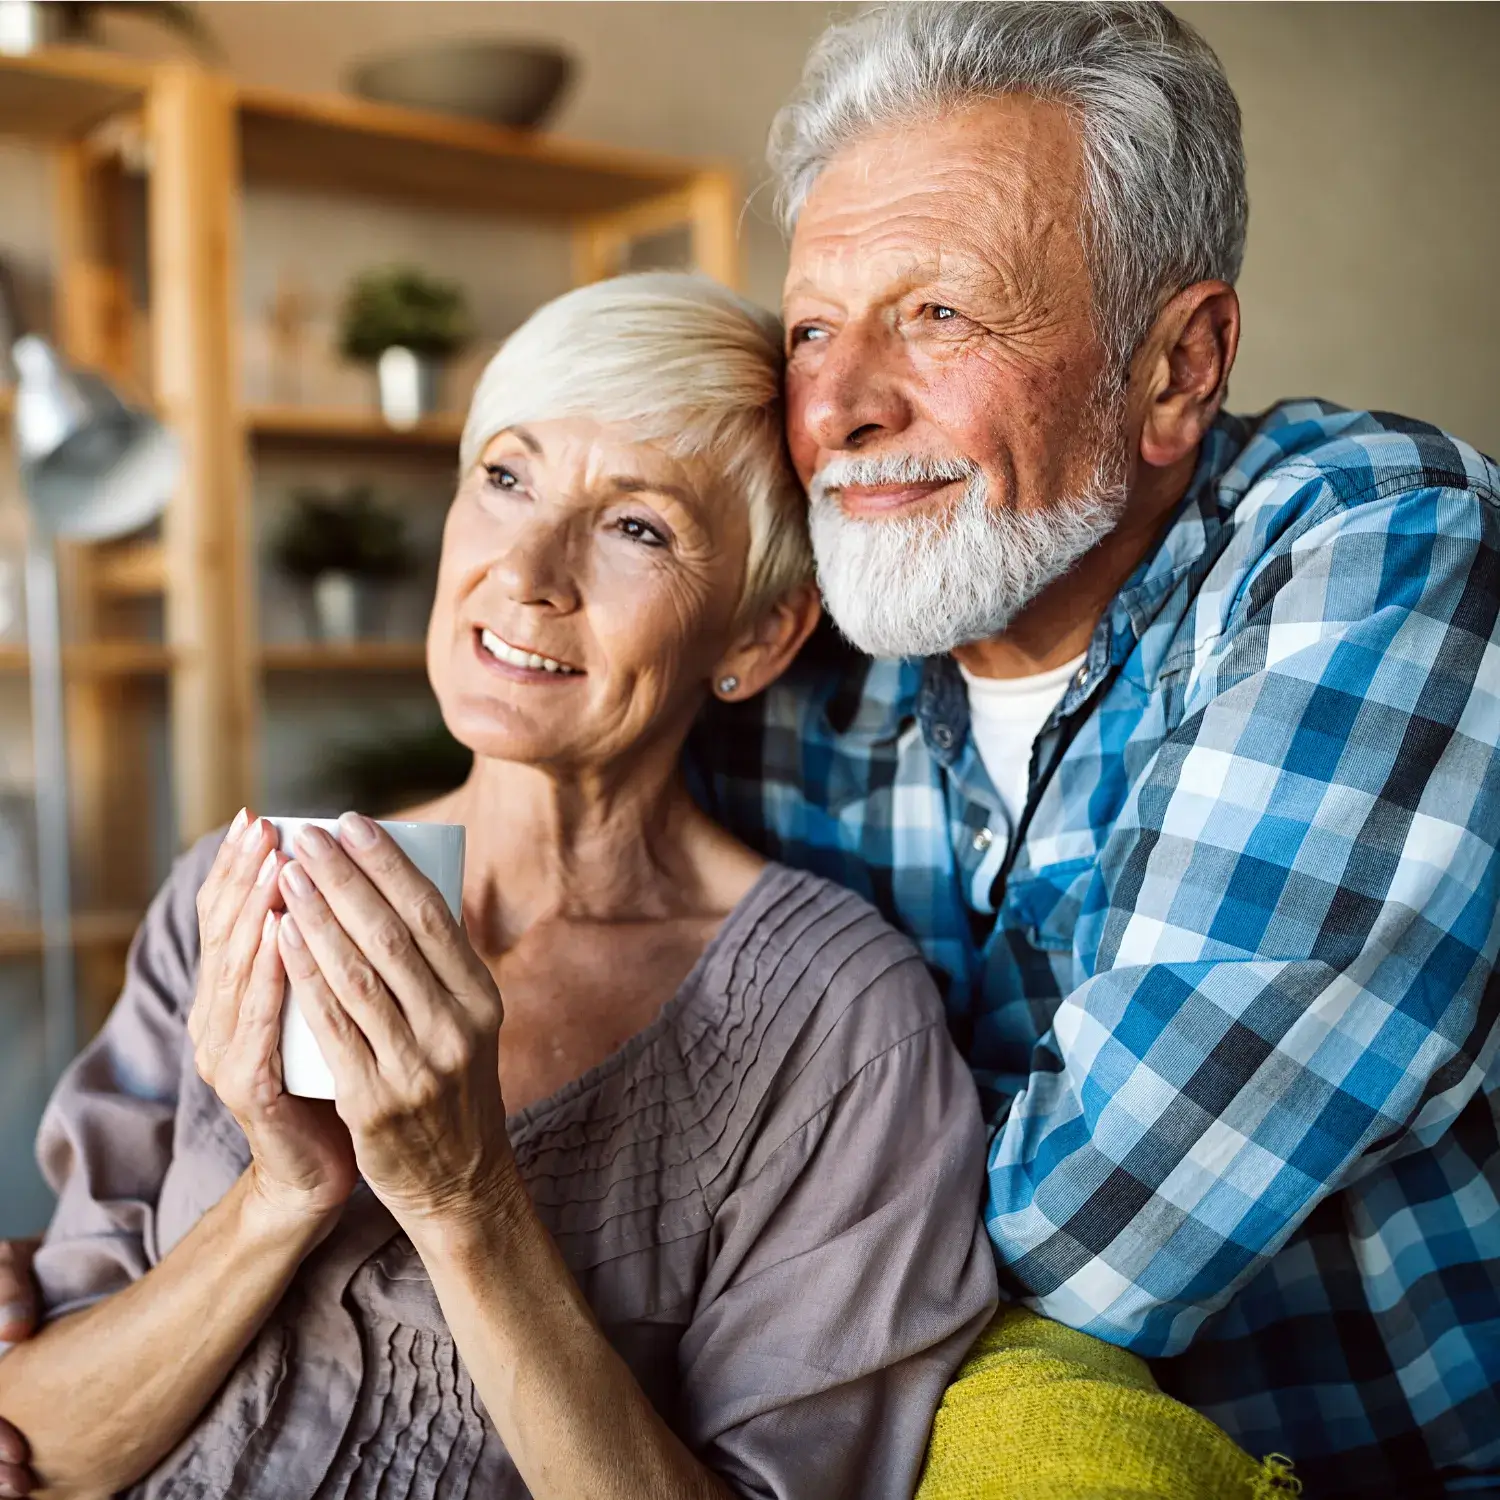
[0,642,175,676]
[237,83,708,221]
[0,48,149,142]
[0,908,143,959]
[260,641,428,673]
[246,404,464,452]
[92,539,166,598]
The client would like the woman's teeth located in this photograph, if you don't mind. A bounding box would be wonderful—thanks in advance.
[479,628,579,675]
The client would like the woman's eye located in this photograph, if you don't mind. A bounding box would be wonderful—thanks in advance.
[483,463,519,490]
[617,516,667,548]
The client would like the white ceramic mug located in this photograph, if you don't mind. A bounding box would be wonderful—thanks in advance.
[266,816,466,1099]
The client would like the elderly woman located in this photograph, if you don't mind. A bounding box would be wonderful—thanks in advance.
[0,273,996,1499]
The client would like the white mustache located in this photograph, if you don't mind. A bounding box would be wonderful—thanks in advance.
[810,453,979,506]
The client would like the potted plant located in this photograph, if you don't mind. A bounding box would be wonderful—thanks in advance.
[270,484,414,642]
[320,718,473,814]
[338,266,471,429]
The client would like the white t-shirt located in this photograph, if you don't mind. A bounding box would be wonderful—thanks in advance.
[958,652,1086,833]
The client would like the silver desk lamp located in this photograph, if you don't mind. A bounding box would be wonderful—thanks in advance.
[2,261,178,1081]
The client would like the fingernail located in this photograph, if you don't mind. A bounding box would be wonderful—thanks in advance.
[281,863,312,898]
[229,807,249,838]
[280,915,305,949]
[339,811,377,848]
[0,1302,30,1331]
[241,815,266,849]
[262,911,277,941]
[256,851,278,886]
[296,825,333,858]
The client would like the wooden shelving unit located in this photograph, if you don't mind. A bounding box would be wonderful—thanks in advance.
[0,909,142,959]
[259,640,427,673]
[0,642,175,676]
[247,404,464,452]
[0,47,148,140]
[0,45,740,1041]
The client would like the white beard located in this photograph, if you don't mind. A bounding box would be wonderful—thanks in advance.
[808,450,1127,659]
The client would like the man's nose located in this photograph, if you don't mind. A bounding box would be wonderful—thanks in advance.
[793,325,914,454]
[489,517,579,612]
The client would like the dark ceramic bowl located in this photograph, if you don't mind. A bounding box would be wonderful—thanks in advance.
[349,40,574,130]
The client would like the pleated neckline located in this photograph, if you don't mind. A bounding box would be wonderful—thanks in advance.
[502,861,793,1148]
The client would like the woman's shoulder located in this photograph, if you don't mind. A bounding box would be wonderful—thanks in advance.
[688,862,952,1112]
[125,827,231,1013]
[159,825,229,923]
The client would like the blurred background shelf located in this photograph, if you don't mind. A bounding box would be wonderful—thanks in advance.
[236,81,718,222]
[0,642,175,675]
[90,539,166,599]
[0,48,148,139]
[246,404,464,451]
[260,640,427,673]
[0,910,142,959]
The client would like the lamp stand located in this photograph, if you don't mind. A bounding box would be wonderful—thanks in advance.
[24,529,76,1082]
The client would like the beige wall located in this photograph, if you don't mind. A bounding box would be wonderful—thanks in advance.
[1181,2,1500,454]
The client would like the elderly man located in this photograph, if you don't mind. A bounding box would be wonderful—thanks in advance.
[1,3,1496,1498]
[687,4,1500,1497]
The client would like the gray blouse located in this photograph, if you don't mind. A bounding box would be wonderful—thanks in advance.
[33,835,998,1499]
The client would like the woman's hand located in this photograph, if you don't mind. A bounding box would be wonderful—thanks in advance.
[0,1236,39,1498]
[274,815,515,1231]
[190,810,357,1227]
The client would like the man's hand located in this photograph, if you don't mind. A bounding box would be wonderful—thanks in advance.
[0,1235,40,1497]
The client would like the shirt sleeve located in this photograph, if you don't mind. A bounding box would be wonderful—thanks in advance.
[985,482,1500,1356]
[32,835,217,1321]
[677,956,999,1500]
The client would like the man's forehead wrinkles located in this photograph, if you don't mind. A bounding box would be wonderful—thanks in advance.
[788,222,1024,306]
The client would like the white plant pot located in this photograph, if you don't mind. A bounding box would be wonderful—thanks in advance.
[0,1,68,53]
[375,346,441,430]
[311,571,361,643]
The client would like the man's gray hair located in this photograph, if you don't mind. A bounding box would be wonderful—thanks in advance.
[768,2,1247,367]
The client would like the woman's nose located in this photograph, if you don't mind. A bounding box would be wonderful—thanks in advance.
[489,520,579,612]
[790,325,914,456]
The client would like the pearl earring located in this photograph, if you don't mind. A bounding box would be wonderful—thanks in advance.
[717,675,739,696]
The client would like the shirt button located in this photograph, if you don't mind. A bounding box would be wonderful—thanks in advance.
[1073,664,1088,689]
[932,724,954,750]
[973,827,994,852]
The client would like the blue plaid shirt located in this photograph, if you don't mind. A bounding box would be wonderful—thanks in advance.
[688,402,1500,1498]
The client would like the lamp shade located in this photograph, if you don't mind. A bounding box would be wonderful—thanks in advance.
[12,334,177,542]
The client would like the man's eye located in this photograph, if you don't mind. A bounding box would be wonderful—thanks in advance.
[930,304,958,321]
[618,516,667,547]
[483,463,518,490]
[789,324,829,348]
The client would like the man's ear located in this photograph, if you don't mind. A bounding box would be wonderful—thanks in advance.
[1133,280,1240,470]
[711,581,822,702]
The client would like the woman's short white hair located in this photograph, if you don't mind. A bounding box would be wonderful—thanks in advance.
[460,272,812,622]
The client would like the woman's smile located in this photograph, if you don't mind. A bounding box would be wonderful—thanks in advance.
[473,625,585,681]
